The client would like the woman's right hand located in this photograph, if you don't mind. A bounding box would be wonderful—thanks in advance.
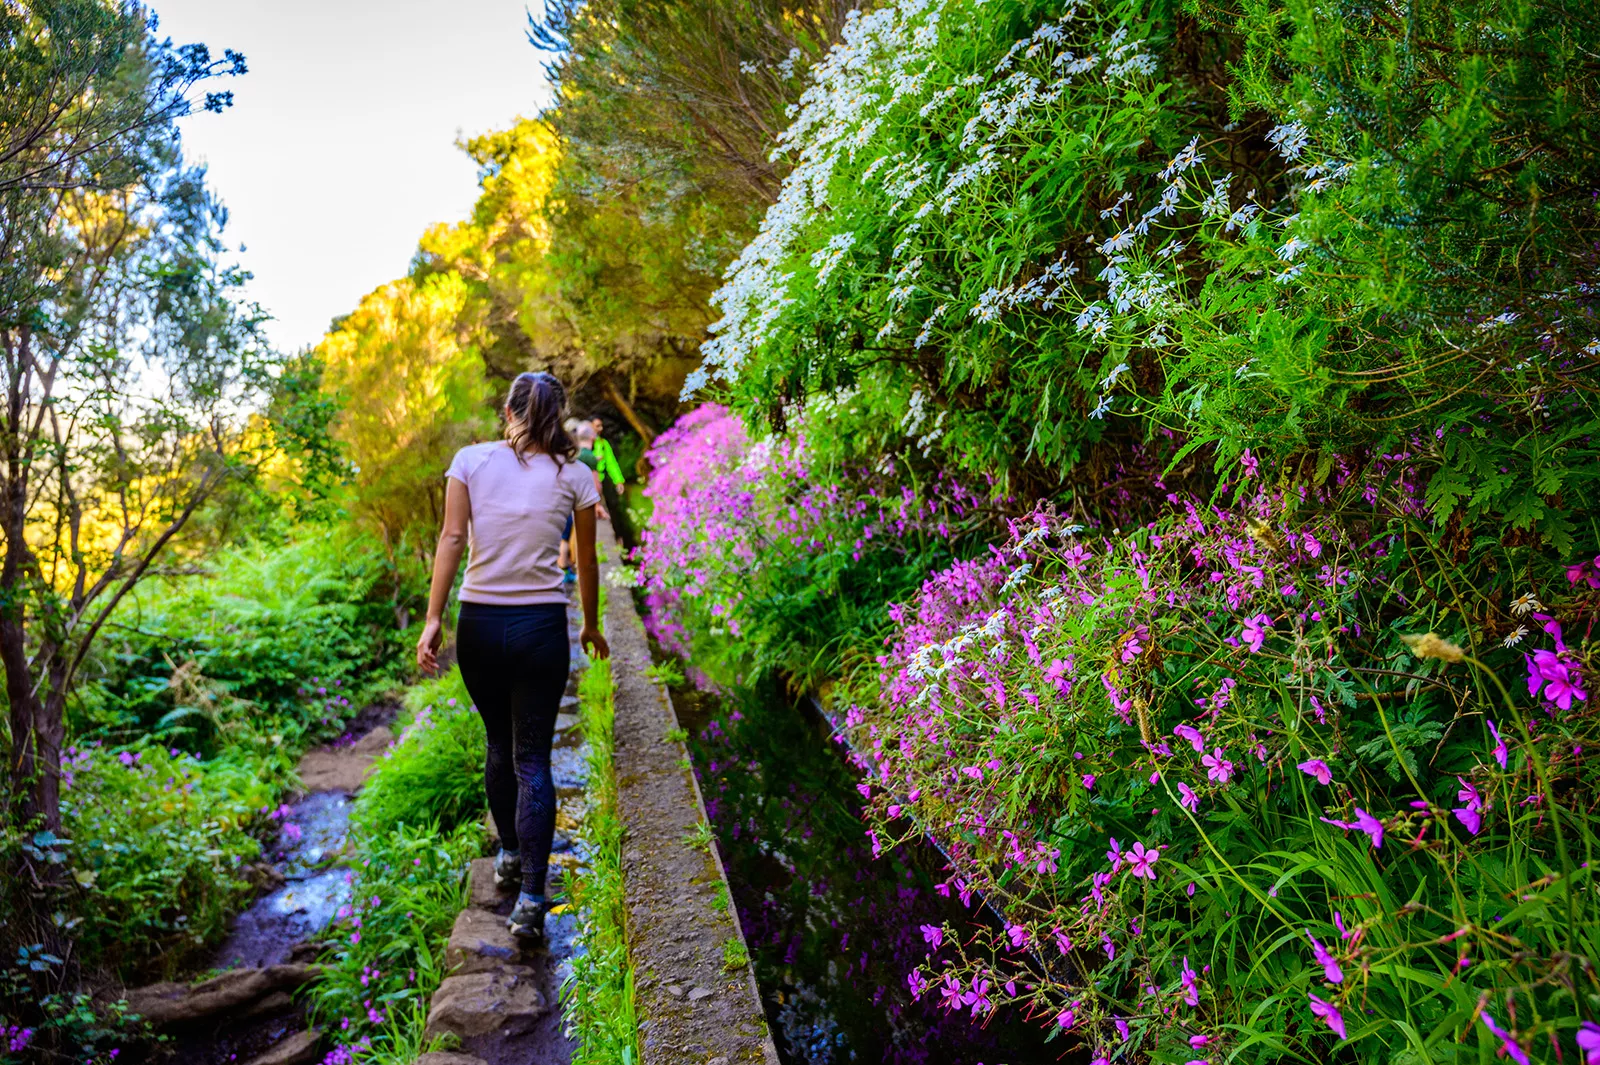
[417,616,444,673]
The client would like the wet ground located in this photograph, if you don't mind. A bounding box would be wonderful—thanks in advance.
[152,707,397,1065]
[212,792,356,970]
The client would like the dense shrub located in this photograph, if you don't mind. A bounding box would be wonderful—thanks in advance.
[76,529,406,752]
[351,669,486,836]
[844,497,1597,1062]
[634,403,994,688]
[641,0,1600,1059]
[58,742,284,980]
[692,0,1599,548]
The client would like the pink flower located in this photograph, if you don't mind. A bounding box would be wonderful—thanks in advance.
[961,977,992,1017]
[1056,1007,1075,1029]
[938,975,964,1012]
[1114,1016,1130,1042]
[1488,719,1508,769]
[1126,841,1160,880]
[1526,649,1588,711]
[1177,781,1199,811]
[1298,759,1332,785]
[1107,837,1124,872]
[906,971,928,999]
[1082,773,1097,790]
[1036,844,1061,874]
[1006,923,1029,950]
[1189,1035,1210,1048]
[1320,807,1384,849]
[1308,993,1346,1039]
[1452,807,1482,835]
[1306,931,1344,983]
[919,924,943,949]
[960,766,984,781]
[1576,1021,1600,1065]
[1179,956,1200,1005]
[1044,658,1072,697]
[1202,748,1234,784]
[1480,1014,1529,1065]
[1174,723,1206,752]
[1241,613,1274,653]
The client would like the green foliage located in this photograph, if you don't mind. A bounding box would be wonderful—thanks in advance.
[692,0,1599,553]
[77,529,406,753]
[721,937,751,972]
[307,820,483,1059]
[57,742,283,980]
[561,660,642,1065]
[352,669,485,836]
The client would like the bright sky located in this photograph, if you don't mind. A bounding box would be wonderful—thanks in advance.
[153,0,554,353]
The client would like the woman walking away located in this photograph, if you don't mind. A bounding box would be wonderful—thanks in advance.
[416,371,610,940]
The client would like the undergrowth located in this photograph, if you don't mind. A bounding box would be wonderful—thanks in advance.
[308,669,489,1064]
[561,658,641,1064]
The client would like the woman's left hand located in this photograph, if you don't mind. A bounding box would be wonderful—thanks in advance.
[581,624,610,661]
[417,616,444,672]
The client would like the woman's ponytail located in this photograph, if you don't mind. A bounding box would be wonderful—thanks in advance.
[504,372,576,465]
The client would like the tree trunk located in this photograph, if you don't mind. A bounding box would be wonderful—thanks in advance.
[0,622,57,830]
[601,374,656,445]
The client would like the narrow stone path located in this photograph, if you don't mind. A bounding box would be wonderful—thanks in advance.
[597,522,778,1065]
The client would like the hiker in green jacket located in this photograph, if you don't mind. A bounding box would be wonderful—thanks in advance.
[590,416,634,545]
[589,416,626,488]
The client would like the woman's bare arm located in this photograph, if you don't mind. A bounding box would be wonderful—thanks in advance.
[417,478,470,672]
[573,504,610,660]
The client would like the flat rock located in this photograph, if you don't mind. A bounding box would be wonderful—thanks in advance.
[243,1029,321,1065]
[241,990,295,1019]
[466,857,512,910]
[123,964,319,1028]
[297,726,394,793]
[444,908,523,975]
[688,987,714,1002]
[424,968,547,1040]
[416,1054,488,1065]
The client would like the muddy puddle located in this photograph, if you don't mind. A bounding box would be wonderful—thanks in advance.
[670,680,1061,1065]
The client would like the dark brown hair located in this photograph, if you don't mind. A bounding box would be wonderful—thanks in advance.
[504,371,576,465]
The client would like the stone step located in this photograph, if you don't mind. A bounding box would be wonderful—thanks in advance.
[424,966,549,1042]
[443,908,528,976]
[122,963,320,1028]
[243,1028,322,1065]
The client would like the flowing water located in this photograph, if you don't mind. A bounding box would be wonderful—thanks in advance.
[671,681,1062,1065]
[211,791,356,970]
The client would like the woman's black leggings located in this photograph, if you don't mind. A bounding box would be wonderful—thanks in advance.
[455,601,570,896]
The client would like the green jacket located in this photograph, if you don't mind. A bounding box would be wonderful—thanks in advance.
[592,437,626,487]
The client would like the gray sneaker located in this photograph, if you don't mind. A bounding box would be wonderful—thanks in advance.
[507,895,549,940]
[493,850,521,892]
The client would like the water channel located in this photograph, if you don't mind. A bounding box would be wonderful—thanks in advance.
[669,679,1062,1065]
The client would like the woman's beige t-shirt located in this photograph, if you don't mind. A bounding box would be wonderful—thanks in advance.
[445,442,601,605]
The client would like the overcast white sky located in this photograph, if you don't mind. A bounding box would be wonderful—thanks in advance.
[153,0,554,352]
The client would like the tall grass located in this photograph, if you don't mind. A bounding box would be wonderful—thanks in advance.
[561,659,641,1063]
[310,670,490,1063]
